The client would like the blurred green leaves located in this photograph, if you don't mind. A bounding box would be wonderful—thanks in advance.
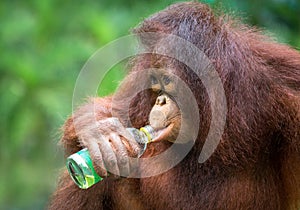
[0,0,299,209]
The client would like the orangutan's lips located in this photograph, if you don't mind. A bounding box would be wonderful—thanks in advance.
[152,124,174,142]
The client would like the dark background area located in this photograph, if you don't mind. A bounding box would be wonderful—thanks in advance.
[0,0,299,209]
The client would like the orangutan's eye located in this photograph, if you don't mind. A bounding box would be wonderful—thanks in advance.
[162,75,171,85]
[150,75,159,85]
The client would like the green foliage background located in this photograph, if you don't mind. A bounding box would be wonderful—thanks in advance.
[0,0,299,209]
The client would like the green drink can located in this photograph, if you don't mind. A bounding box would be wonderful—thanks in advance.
[66,148,103,189]
[66,125,155,189]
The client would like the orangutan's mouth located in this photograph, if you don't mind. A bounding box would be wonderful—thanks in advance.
[152,123,174,142]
